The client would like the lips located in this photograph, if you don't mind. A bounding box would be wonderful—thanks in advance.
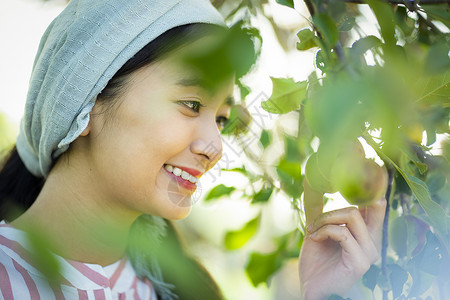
[163,164,202,191]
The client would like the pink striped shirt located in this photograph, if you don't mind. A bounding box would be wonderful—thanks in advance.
[0,221,158,300]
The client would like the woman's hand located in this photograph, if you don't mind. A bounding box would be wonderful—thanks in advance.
[299,181,386,300]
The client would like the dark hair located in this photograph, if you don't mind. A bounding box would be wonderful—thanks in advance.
[0,146,44,221]
[0,23,228,300]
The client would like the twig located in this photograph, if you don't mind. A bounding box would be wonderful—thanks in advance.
[381,166,395,300]
[416,10,443,34]
[303,0,315,17]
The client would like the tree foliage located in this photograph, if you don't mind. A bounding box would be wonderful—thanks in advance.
[210,0,449,299]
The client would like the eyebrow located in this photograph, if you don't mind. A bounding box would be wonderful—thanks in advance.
[176,77,205,88]
[176,77,235,107]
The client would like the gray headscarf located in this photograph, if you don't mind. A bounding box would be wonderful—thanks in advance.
[16,0,225,178]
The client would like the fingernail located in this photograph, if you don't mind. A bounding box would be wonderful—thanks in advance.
[310,231,317,239]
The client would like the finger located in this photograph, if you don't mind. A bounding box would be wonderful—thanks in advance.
[310,224,371,275]
[307,207,379,262]
[303,180,324,226]
[359,197,387,238]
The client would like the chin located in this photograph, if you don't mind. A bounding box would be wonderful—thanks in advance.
[162,205,192,220]
[151,193,192,220]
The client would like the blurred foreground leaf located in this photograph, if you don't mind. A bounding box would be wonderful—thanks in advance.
[275,0,294,8]
[245,251,282,286]
[204,184,236,202]
[261,78,307,114]
[224,216,259,250]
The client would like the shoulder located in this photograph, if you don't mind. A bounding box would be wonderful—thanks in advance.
[0,221,66,299]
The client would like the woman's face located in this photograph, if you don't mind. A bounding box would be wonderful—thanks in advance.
[79,46,234,220]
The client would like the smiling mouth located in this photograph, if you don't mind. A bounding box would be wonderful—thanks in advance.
[163,164,199,184]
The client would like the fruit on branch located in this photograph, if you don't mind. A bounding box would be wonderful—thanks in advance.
[305,151,337,194]
[305,139,387,206]
[330,154,388,206]
[305,140,365,194]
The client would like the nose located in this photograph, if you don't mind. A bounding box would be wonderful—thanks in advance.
[190,123,223,171]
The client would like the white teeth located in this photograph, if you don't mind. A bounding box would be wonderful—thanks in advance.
[165,164,199,184]
[173,167,182,176]
[181,171,190,180]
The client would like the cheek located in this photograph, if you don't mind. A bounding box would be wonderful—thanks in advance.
[105,113,195,181]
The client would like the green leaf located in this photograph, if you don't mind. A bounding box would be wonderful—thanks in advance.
[259,129,271,149]
[350,36,382,57]
[224,216,259,250]
[277,159,302,180]
[388,264,408,299]
[276,159,303,199]
[285,134,302,162]
[395,6,415,36]
[364,137,449,248]
[313,13,339,48]
[275,0,294,8]
[363,265,380,291]
[26,229,62,283]
[426,127,437,146]
[405,174,448,237]
[245,251,282,286]
[315,49,327,72]
[261,78,307,114]
[414,67,450,106]
[297,28,318,50]
[389,216,408,258]
[412,161,428,175]
[222,167,249,177]
[221,104,251,135]
[411,231,444,276]
[205,184,236,201]
[304,77,366,144]
[328,0,346,23]
[425,41,450,75]
[0,113,17,153]
[367,0,396,46]
[421,4,450,27]
[426,169,447,194]
[252,187,273,204]
[338,16,355,32]
[407,269,436,297]
[237,80,251,100]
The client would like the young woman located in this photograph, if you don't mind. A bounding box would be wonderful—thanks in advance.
[0,0,386,299]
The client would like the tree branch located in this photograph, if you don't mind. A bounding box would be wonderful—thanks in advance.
[381,166,395,300]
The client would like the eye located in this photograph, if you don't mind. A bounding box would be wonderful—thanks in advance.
[178,100,205,113]
[216,115,229,130]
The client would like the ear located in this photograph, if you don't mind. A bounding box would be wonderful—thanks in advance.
[80,123,90,137]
